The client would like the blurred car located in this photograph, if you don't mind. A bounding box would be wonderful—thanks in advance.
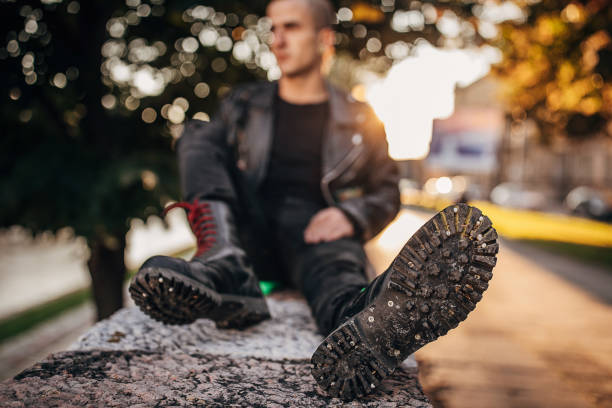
[399,178,421,205]
[400,176,486,208]
[423,175,484,202]
[489,182,548,210]
[565,186,612,221]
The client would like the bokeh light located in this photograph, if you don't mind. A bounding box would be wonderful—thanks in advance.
[9,88,21,100]
[25,73,37,85]
[141,107,157,123]
[211,57,227,73]
[194,82,210,98]
[101,94,117,110]
[337,7,353,22]
[140,170,158,190]
[199,28,218,46]
[19,109,33,123]
[366,38,382,53]
[435,177,453,194]
[181,37,199,53]
[67,1,80,14]
[52,73,67,89]
[173,97,189,112]
[216,36,233,52]
[193,112,210,122]
[124,95,140,111]
[167,105,185,124]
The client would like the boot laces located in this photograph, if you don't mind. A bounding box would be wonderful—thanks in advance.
[163,200,216,256]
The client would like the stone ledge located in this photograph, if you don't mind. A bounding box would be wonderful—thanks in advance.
[1,293,431,407]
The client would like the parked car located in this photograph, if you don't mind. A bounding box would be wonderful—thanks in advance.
[489,182,548,210]
[565,186,612,221]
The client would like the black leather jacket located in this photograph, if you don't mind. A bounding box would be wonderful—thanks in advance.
[206,81,400,242]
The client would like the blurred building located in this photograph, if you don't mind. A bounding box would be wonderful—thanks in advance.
[402,76,612,211]
[399,77,504,201]
[499,121,612,199]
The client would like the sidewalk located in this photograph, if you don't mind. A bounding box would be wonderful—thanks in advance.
[415,242,612,407]
[0,302,95,381]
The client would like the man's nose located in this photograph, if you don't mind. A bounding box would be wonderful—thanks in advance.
[270,29,285,48]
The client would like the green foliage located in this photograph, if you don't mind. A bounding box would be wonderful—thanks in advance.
[491,0,612,140]
[518,239,612,272]
[0,1,263,240]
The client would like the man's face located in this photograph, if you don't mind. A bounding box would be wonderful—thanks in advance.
[267,0,329,78]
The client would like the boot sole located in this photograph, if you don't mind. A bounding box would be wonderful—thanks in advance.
[129,267,271,329]
[311,203,498,400]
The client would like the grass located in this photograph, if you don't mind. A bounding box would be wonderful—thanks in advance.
[0,288,91,344]
[402,196,612,269]
[516,239,612,271]
[402,194,612,248]
[472,200,612,248]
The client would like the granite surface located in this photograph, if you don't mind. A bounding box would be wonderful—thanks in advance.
[1,293,431,407]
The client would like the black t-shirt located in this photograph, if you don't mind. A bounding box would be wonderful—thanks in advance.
[260,95,329,209]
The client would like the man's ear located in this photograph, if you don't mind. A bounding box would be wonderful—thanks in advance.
[319,27,335,75]
[318,27,335,52]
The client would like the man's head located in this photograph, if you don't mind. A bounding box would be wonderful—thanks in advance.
[266,0,335,78]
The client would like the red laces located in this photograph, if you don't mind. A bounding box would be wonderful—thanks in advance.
[163,200,217,256]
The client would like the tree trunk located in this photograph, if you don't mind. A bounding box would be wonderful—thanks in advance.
[87,235,126,321]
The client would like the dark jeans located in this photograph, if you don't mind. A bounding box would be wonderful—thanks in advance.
[177,123,369,335]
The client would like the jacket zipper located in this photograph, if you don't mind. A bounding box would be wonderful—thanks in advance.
[320,144,363,205]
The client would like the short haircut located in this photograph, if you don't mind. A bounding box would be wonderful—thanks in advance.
[269,0,336,29]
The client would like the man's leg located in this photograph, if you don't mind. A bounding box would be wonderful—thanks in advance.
[129,120,271,329]
[289,238,370,336]
[177,119,240,206]
[310,204,499,400]
[266,196,371,334]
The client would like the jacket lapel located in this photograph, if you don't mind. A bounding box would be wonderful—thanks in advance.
[323,85,360,176]
[241,81,359,187]
[243,82,276,187]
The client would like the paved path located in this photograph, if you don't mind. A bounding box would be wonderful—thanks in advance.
[0,303,95,381]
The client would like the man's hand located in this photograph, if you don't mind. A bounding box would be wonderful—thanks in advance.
[304,207,355,244]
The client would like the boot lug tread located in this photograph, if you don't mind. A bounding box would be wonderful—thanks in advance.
[129,267,270,328]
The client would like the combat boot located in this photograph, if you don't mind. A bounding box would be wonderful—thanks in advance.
[129,199,270,329]
[311,203,499,399]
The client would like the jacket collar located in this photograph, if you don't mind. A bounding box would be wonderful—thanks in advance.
[248,80,355,127]
[243,79,359,188]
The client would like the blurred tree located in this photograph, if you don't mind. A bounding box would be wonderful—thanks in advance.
[0,0,270,320]
[491,0,611,141]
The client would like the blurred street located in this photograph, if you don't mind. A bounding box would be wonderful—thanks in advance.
[2,207,612,407]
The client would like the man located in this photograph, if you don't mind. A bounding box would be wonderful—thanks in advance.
[129,0,499,400]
